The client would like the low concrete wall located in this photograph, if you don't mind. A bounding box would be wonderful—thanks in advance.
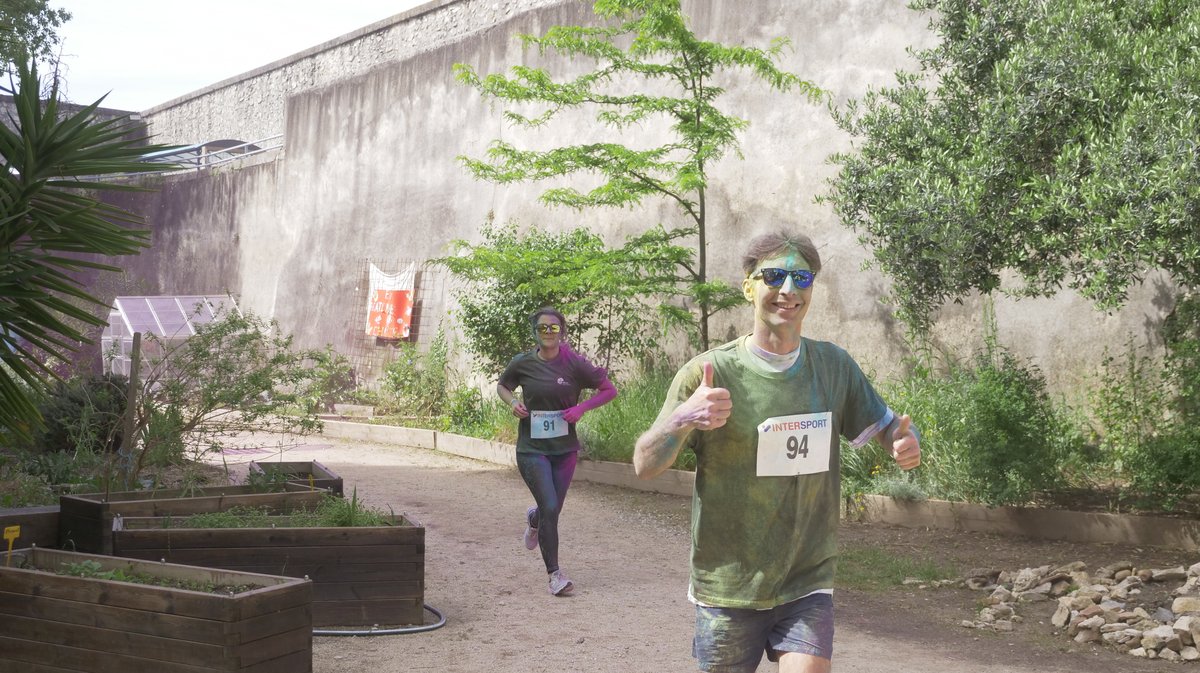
[853,495,1200,552]
[320,420,692,496]
[321,420,1200,550]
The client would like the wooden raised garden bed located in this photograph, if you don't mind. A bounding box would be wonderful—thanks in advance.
[247,459,344,496]
[59,483,332,554]
[0,505,59,549]
[0,547,313,672]
[113,514,425,627]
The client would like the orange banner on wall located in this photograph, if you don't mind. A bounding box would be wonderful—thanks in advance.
[366,263,415,339]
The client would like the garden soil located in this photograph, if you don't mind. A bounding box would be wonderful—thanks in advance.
[207,435,1195,673]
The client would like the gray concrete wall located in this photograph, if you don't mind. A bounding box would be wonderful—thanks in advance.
[103,0,1172,397]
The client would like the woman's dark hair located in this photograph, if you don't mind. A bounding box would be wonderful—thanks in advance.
[740,231,822,276]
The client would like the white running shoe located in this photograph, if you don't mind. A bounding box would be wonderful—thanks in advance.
[523,505,538,550]
[548,569,574,596]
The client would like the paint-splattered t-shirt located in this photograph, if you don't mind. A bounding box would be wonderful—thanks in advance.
[499,347,609,456]
[654,335,888,609]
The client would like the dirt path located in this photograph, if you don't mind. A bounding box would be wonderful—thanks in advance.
[216,436,1185,673]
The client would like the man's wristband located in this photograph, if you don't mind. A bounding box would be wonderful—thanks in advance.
[509,398,520,408]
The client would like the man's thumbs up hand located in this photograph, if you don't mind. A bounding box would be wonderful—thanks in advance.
[891,414,921,471]
[672,361,732,432]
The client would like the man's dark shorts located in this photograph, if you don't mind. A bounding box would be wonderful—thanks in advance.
[693,593,834,673]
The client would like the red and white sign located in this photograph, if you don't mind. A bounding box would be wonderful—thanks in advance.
[366,263,414,339]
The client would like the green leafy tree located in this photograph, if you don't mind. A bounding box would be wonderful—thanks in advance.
[0,60,177,440]
[823,0,1200,338]
[454,0,822,349]
[438,220,691,377]
[0,0,70,71]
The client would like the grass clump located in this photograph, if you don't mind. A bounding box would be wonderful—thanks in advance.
[837,545,955,592]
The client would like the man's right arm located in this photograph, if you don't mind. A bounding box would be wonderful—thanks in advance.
[634,361,731,479]
[634,416,695,479]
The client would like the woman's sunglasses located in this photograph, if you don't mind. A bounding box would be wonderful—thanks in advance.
[750,268,816,289]
[536,323,562,334]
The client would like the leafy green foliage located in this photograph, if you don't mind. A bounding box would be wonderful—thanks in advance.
[379,329,450,417]
[455,0,822,348]
[300,346,357,413]
[120,310,324,487]
[175,492,393,529]
[0,60,178,440]
[576,364,695,470]
[824,0,1200,336]
[27,373,127,455]
[439,220,694,377]
[1090,310,1200,508]
[0,0,70,71]
[50,559,259,594]
[870,346,1084,507]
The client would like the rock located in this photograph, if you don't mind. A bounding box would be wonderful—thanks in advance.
[1175,615,1200,646]
[1142,625,1182,652]
[1160,648,1181,662]
[1152,566,1188,583]
[1012,566,1051,592]
[1129,646,1148,658]
[964,568,1001,590]
[1016,591,1050,603]
[1075,629,1100,643]
[1114,569,1132,582]
[1097,561,1132,580]
[1051,602,1072,628]
[1182,646,1200,661]
[1137,568,1155,583]
[1152,607,1175,623]
[987,586,1014,604]
[994,619,1014,632]
[1173,596,1200,615]
[1188,561,1200,578]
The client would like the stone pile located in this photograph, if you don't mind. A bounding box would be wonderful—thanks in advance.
[957,559,1200,661]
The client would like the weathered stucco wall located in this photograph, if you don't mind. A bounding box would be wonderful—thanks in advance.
[107,0,1171,396]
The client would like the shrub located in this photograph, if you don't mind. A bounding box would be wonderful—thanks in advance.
[29,373,127,455]
[576,366,696,470]
[379,330,450,416]
[879,347,1082,507]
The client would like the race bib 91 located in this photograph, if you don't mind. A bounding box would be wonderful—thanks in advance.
[755,412,833,476]
[530,410,568,439]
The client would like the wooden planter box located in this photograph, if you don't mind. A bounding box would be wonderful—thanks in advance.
[247,459,344,496]
[0,505,59,549]
[113,514,425,627]
[59,483,332,554]
[0,547,312,672]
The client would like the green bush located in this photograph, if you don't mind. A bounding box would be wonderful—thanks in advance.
[380,331,450,416]
[878,347,1083,507]
[577,367,696,470]
[301,346,357,413]
[29,373,127,455]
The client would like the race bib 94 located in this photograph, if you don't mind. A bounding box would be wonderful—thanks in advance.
[755,412,833,477]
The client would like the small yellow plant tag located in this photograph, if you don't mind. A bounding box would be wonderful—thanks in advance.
[308,474,315,490]
[3,525,19,566]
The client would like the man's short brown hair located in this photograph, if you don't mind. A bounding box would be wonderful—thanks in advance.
[741,231,822,276]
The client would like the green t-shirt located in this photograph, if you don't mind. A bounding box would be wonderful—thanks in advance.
[499,346,609,455]
[655,335,888,608]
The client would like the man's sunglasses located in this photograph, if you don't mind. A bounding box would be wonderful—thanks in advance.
[750,268,816,289]
[536,323,562,334]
